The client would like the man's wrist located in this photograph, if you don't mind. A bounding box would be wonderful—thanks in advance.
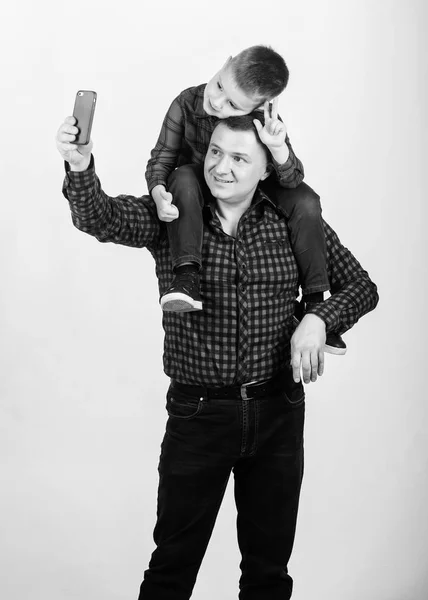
[65,154,94,174]
[69,155,92,172]
[305,301,340,334]
[62,154,96,205]
[301,312,326,329]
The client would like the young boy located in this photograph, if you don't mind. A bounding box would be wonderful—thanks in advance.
[146,45,346,354]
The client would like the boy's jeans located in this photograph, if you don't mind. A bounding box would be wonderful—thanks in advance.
[166,164,329,296]
[138,368,305,600]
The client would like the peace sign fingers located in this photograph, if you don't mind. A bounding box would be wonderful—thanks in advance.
[271,96,279,120]
[263,100,271,123]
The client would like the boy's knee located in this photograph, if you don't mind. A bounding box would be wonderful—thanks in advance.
[168,164,201,191]
[292,183,321,220]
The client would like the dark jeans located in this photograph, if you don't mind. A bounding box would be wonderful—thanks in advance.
[138,368,305,600]
[167,164,329,295]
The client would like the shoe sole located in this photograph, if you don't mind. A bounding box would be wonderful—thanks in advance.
[161,293,203,313]
[324,344,347,355]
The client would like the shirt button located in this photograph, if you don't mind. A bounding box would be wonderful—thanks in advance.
[240,284,246,292]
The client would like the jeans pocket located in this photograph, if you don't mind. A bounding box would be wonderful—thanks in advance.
[282,369,305,407]
[283,390,305,408]
[166,390,204,420]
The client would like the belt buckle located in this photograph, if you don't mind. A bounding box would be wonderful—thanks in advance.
[240,380,258,400]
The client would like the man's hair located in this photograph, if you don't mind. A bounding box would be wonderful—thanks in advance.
[230,45,289,102]
[213,113,271,163]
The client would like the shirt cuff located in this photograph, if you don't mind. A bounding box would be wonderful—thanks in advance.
[63,155,96,190]
[305,300,341,333]
[272,154,296,177]
[64,154,94,173]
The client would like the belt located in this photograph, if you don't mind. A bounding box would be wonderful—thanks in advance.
[170,370,287,401]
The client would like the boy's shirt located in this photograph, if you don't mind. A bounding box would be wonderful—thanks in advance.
[145,84,304,194]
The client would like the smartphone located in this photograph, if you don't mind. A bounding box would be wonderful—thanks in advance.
[72,90,97,145]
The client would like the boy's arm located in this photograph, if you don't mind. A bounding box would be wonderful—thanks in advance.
[272,134,304,188]
[63,156,162,249]
[145,95,185,195]
[254,99,304,188]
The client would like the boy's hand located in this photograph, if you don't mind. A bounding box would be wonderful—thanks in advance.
[253,98,289,165]
[56,116,93,171]
[290,314,326,384]
[151,185,179,222]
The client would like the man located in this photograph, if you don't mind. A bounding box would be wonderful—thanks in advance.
[56,112,378,599]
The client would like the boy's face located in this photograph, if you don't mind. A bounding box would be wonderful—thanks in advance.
[203,59,262,119]
[204,122,271,205]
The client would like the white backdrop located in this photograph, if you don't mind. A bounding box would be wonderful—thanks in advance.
[1,1,427,599]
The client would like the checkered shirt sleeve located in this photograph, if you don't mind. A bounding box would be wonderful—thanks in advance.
[63,156,161,249]
[305,223,379,335]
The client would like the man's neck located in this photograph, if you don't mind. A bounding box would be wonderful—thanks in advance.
[215,194,254,238]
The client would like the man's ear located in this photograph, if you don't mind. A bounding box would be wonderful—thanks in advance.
[260,162,274,182]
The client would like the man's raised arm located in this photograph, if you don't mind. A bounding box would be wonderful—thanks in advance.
[56,117,161,249]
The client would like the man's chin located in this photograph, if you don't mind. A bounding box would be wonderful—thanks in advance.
[206,181,232,200]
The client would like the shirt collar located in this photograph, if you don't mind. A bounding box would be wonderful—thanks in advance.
[194,84,217,120]
[204,187,276,220]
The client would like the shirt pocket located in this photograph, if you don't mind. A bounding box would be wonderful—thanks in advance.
[246,230,298,290]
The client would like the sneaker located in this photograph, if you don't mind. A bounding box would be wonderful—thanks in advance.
[325,332,347,355]
[160,271,203,312]
[293,300,304,326]
[293,300,347,355]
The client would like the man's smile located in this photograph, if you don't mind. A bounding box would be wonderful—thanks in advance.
[213,175,234,184]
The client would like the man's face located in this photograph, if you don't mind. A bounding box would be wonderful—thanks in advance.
[203,59,261,119]
[204,123,271,205]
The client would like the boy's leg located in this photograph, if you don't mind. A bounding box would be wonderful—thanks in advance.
[234,378,306,600]
[260,178,347,354]
[138,386,235,600]
[160,164,207,313]
[167,164,207,271]
[261,179,329,296]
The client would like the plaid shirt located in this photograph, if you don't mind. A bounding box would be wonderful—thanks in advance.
[63,158,378,386]
[145,84,304,193]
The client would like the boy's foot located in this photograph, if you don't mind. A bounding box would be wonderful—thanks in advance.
[325,332,347,355]
[160,270,203,312]
[293,301,347,355]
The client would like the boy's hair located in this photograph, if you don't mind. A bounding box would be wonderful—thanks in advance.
[213,113,271,163]
[230,45,289,102]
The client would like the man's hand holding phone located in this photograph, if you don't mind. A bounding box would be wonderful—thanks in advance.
[56,116,93,171]
[56,90,97,171]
